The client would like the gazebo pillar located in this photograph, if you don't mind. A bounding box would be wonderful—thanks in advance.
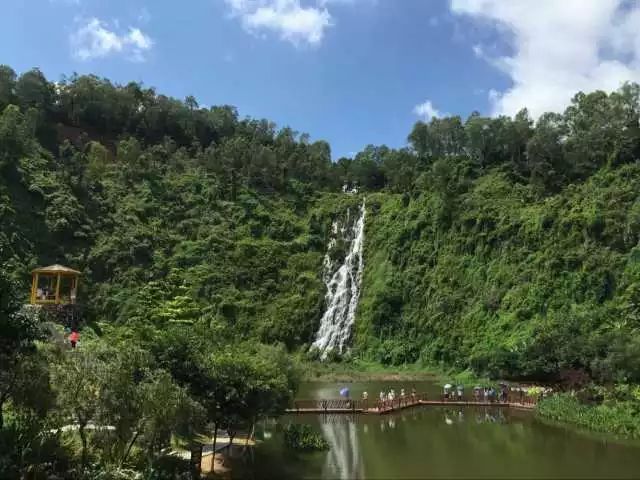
[54,273,61,304]
[31,272,39,304]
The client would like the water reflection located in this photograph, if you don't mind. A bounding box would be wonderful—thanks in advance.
[319,414,364,479]
[242,382,640,479]
[314,407,514,479]
[444,412,453,425]
[245,403,640,480]
[434,407,507,425]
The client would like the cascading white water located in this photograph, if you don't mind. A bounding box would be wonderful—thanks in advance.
[312,200,366,359]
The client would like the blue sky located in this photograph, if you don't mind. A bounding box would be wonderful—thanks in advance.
[2,1,640,158]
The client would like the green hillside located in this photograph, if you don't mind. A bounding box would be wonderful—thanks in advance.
[359,167,640,384]
[2,65,640,476]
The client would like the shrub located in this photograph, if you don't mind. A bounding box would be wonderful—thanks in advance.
[283,424,329,451]
[537,393,640,439]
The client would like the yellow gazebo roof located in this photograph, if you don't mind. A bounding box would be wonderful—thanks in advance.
[32,264,81,275]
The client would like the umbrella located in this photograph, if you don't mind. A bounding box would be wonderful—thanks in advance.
[443,383,452,389]
[339,387,350,397]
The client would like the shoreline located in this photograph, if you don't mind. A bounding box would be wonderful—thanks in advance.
[300,366,640,443]
[303,370,439,382]
[298,360,491,386]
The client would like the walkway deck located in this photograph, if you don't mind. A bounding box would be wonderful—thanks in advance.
[286,394,538,415]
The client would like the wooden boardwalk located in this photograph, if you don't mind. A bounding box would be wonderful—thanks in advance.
[286,393,538,415]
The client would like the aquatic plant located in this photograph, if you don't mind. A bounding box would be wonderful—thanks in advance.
[283,424,330,451]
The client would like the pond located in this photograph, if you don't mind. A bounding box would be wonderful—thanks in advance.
[227,381,640,479]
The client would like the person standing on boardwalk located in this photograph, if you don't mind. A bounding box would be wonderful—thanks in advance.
[443,384,453,400]
[500,384,508,403]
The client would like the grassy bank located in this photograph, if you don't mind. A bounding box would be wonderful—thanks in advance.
[537,394,640,440]
[298,358,495,386]
[300,360,436,382]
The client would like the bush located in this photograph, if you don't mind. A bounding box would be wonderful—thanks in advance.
[283,424,329,451]
[537,393,640,439]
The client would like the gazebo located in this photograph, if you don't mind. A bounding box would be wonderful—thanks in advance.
[30,264,81,305]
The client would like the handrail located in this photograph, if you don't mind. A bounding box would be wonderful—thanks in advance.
[291,391,539,413]
[292,398,363,411]
[291,393,428,413]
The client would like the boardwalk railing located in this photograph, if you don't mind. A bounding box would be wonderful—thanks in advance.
[290,393,429,413]
[508,392,540,407]
[289,391,540,414]
[291,398,364,412]
[375,393,427,412]
[439,392,540,406]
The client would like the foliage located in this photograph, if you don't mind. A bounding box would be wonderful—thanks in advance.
[537,393,640,439]
[357,162,640,383]
[3,63,640,471]
[283,423,329,451]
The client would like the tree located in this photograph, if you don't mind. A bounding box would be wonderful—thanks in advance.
[408,116,465,164]
[526,112,567,193]
[0,105,34,169]
[185,95,198,112]
[0,270,44,429]
[51,342,205,473]
[351,145,387,190]
[0,65,17,109]
[198,343,297,456]
[131,370,204,470]
[51,347,106,470]
[15,68,53,112]
[380,148,419,192]
[464,112,495,169]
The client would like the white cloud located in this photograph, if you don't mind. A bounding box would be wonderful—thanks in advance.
[450,0,640,117]
[70,18,154,62]
[413,100,442,121]
[224,0,333,46]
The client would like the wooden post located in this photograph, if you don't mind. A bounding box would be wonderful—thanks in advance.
[71,276,77,304]
[54,273,61,304]
[30,273,38,304]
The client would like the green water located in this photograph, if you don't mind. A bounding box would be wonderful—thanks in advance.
[229,381,640,479]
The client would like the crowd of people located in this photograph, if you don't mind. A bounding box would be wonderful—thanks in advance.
[443,384,515,403]
[355,388,420,409]
[443,383,553,404]
[348,382,551,412]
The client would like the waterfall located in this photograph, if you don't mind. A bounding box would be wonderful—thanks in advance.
[312,199,366,359]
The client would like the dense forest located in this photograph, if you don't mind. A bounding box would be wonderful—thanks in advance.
[2,64,640,476]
